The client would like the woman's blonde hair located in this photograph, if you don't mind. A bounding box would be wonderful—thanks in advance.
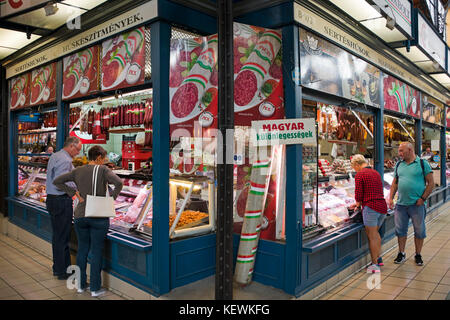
[351,154,367,166]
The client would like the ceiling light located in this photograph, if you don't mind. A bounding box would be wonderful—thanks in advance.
[44,1,59,16]
[432,60,440,71]
[386,16,396,30]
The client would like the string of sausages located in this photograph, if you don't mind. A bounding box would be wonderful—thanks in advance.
[68,98,153,147]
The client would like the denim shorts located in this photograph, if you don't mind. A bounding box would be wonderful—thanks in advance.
[362,206,386,228]
[394,204,426,239]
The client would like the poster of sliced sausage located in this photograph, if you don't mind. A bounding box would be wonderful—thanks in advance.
[383,74,420,118]
[101,26,146,91]
[9,73,30,110]
[29,62,57,106]
[422,94,444,125]
[234,23,284,126]
[63,46,99,100]
[169,34,218,137]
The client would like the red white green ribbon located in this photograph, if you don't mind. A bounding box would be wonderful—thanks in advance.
[245,210,262,219]
[252,159,270,169]
[249,181,266,196]
[237,254,255,263]
[183,74,208,89]
[240,232,258,241]
[113,54,126,68]
[242,62,266,79]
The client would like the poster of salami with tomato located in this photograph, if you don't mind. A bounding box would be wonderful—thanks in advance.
[63,46,99,100]
[233,23,284,126]
[29,62,57,106]
[101,26,146,92]
[446,107,450,128]
[383,74,420,118]
[9,73,30,110]
[169,34,219,137]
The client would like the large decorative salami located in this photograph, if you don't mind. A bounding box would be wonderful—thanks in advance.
[101,27,146,91]
[9,73,30,110]
[29,62,57,106]
[63,46,99,100]
[233,23,285,126]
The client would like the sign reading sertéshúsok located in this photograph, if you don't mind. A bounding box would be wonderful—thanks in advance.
[251,118,316,146]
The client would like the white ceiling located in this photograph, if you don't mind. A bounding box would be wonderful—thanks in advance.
[0,28,41,59]
[0,0,107,61]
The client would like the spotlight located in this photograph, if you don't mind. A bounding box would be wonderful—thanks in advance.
[386,16,396,30]
[44,1,59,16]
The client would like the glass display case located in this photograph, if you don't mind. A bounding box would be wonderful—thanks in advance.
[109,175,215,240]
[422,126,442,187]
[15,109,58,207]
[301,99,375,238]
[17,164,48,206]
[383,114,416,170]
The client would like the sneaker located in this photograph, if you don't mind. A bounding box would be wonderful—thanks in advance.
[415,254,424,266]
[377,257,384,266]
[394,252,406,264]
[367,264,381,273]
[91,288,107,297]
[77,286,90,294]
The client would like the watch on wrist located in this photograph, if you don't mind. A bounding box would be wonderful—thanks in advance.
[421,196,426,201]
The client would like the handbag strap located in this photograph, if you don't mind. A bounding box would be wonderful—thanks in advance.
[92,165,99,196]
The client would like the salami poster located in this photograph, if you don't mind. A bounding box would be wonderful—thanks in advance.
[422,94,444,125]
[63,46,99,100]
[234,23,284,126]
[101,26,146,91]
[9,73,30,110]
[383,74,420,118]
[29,62,57,106]
[169,34,218,137]
[299,29,381,108]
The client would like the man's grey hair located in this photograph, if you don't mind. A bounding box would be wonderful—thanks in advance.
[63,136,81,148]
[399,142,414,150]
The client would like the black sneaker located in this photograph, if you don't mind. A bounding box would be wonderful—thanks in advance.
[415,254,423,266]
[394,252,406,264]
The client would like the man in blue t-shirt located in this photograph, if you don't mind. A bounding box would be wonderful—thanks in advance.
[388,142,434,266]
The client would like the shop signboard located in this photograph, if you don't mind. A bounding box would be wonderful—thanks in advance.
[9,72,30,110]
[233,23,285,126]
[299,29,381,108]
[5,1,157,79]
[294,2,449,104]
[383,74,420,117]
[372,0,412,38]
[169,34,218,137]
[422,94,444,125]
[63,46,100,100]
[0,0,48,17]
[251,118,316,146]
[101,26,146,92]
[29,62,57,106]
[418,14,446,69]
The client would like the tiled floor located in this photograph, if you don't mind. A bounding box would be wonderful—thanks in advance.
[321,208,450,300]
[1,206,449,300]
[0,234,126,300]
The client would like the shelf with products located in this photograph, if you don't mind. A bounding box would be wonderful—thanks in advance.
[69,89,154,172]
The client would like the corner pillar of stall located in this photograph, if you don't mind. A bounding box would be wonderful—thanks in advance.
[233,1,302,295]
[1,66,8,216]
